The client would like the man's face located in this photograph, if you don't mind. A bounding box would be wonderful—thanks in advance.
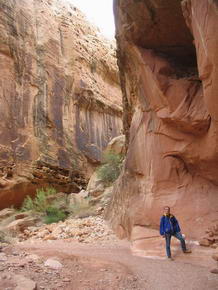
[164,207,170,215]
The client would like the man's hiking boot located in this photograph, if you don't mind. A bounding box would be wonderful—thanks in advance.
[167,257,174,261]
[183,249,192,254]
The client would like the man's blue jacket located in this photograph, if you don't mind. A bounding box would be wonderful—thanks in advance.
[160,214,181,235]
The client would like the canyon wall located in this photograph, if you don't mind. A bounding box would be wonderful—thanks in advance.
[0,0,122,208]
[106,0,218,239]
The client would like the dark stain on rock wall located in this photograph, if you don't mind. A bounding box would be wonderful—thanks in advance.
[75,104,122,163]
[51,70,64,146]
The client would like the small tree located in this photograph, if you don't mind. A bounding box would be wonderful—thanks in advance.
[97,151,123,186]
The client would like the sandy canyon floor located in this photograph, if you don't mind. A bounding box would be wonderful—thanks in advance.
[0,236,218,290]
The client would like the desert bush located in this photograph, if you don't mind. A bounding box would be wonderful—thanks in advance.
[97,151,123,185]
[21,195,34,211]
[43,207,67,224]
[21,187,56,213]
[21,188,70,224]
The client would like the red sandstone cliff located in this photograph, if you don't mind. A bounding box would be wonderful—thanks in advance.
[106,0,218,239]
[0,0,122,208]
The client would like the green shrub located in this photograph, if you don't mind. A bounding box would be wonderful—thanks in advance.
[21,195,34,211]
[97,151,123,185]
[43,207,67,224]
[21,188,69,224]
[21,187,56,213]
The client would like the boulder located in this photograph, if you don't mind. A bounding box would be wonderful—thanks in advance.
[5,217,39,234]
[86,172,105,193]
[105,135,125,155]
[199,239,211,247]
[44,258,63,269]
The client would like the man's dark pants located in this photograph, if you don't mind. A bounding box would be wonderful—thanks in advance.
[165,232,187,258]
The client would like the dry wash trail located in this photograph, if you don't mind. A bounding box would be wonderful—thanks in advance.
[5,239,216,290]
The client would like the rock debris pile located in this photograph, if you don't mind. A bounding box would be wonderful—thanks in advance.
[18,216,118,244]
[199,222,218,248]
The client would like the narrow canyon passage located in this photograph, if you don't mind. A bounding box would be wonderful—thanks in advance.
[0,0,218,289]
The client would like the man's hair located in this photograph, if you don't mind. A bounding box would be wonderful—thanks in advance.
[164,206,170,210]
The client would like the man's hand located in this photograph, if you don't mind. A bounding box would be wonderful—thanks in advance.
[161,235,165,238]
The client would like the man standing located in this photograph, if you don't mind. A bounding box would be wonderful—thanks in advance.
[160,206,191,260]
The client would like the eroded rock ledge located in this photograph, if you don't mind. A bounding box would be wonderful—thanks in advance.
[106,0,218,239]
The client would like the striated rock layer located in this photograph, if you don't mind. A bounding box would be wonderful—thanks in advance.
[0,0,122,208]
[106,0,218,239]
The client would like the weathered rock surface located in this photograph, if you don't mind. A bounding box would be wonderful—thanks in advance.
[0,0,122,208]
[104,134,125,155]
[86,171,105,196]
[106,0,218,240]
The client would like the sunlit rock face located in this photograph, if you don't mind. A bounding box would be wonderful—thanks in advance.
[0,0,122,208]
[106,0,218,239]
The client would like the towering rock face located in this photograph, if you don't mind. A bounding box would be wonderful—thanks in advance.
[0,0,122,208]
[106,0,218,239]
